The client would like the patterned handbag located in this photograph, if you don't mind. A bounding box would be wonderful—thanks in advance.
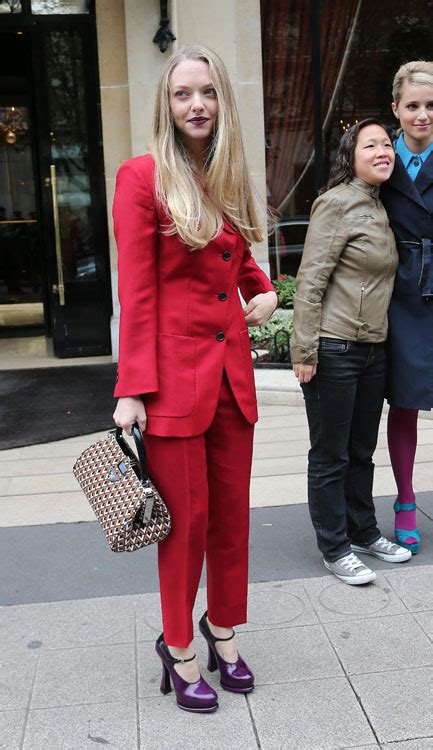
[73,423,171,552]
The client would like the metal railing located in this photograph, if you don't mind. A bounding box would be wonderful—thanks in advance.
[251,329,291,369]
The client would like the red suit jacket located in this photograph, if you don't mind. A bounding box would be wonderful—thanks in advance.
[113,154,274,437]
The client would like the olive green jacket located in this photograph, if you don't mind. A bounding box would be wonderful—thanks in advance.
[290,177,398,365]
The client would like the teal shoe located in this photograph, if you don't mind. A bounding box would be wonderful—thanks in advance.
[393,500,421,554]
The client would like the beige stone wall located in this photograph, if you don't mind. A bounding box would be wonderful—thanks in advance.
[95,0,131,267]
[123,0,166,156]
[95,0,269,355]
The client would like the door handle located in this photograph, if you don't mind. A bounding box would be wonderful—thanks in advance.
[49,164,65,306]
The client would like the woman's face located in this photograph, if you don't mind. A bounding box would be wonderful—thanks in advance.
[169,60,218,152]
[392,81,433,153]
[353,124,395,185]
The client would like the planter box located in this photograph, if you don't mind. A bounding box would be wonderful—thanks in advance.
[249,309,293,369]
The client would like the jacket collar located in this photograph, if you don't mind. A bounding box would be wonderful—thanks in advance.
[350,177,380,200]
[387,153,429,211]
[414,150,433,195]
[395,131,433,170]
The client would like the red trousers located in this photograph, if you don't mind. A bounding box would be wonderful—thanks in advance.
[144,373,254,647]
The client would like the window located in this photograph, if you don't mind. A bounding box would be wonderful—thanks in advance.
[31,0,89,13]
[0,1,22,12]
[261,0,433,276]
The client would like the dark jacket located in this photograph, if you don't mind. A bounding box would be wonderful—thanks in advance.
[380,152,433,410]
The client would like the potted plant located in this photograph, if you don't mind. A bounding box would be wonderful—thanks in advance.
[249,311,293,367]
[248,275,296,366]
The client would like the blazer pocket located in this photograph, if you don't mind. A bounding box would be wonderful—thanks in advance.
[239,329,256,393]
[145,334,196,418]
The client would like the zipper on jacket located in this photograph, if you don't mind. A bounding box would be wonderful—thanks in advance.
[358,284,365,318]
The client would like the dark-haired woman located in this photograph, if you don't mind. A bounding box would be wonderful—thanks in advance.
[290,119,412,585]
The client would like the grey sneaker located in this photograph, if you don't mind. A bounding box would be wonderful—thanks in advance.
[352,536,412,563]
[323,552,376,585]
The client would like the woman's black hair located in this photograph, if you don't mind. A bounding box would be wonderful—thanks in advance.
[319,118,392,194]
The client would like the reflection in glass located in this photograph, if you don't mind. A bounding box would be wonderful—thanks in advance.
[45,31,95,285]
[261,0,358,218]
[268,220,308,280]
[31,0,88,13]
[0,105,42,308]
[261,1,313,218]
[261,0,433,205]
[0,0,22,12]
[323,0,433,178]
[261,0,433,278]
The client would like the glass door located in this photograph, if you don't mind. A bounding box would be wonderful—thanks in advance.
[0,32,46,336]
[34,24,112,357]
[1,3,111,358]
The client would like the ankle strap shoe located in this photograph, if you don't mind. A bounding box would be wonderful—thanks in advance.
[393,500,421,553]
[155,634,218,713]
[198,612,254,693]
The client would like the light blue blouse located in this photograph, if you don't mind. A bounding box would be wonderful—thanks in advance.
[395,132,433,181]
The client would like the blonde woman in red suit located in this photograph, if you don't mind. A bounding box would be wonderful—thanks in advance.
[112,45,277,714]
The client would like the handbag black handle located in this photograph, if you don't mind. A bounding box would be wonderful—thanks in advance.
[131,422,148,480]
[115,422,148,482]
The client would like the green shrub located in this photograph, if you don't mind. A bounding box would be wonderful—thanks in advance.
[249,311,293,363]
[272,274,296,309]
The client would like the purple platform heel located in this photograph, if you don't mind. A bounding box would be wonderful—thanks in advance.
[198,612,254,693]
[155,634,218,713]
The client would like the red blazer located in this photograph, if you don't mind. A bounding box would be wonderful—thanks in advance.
[113,154,274,437]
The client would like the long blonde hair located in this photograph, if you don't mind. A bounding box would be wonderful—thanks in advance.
[150,44,264,250]
[392,60,433,106]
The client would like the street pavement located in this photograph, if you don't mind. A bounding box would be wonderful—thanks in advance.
[1,373,433,748]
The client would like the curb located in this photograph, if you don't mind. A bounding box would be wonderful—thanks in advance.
[254,368,303,406]
[254,368,433,417]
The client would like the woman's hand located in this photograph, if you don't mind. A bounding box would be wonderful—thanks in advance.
[113,396,147,435]
[244,291,278,326]
[293,363,317,384]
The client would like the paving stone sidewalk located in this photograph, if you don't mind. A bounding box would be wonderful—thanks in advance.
[1,565,433,749]
[1,385,433,748]
[1,402,433,528]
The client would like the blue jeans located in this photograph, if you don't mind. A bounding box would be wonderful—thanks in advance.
[301,338,385,562]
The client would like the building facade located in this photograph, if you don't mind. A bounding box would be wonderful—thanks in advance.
[0,0,432,362]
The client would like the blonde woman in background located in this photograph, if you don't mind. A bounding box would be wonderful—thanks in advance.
[112,45,277,713]
[381,61,433,555]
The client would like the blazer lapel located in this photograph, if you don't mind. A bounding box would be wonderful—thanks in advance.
[388,154,428,211]
[414,150,433,196]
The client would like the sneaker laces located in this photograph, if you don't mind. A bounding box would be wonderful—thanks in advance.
[375,536,396,552]
[339,553,365,573]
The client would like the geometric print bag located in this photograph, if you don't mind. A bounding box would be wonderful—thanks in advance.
[73,422,171,552]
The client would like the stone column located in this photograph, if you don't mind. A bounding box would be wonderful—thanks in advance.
[95,0,132,360]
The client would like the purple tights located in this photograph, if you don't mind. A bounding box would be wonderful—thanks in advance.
[387,406,418,540]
